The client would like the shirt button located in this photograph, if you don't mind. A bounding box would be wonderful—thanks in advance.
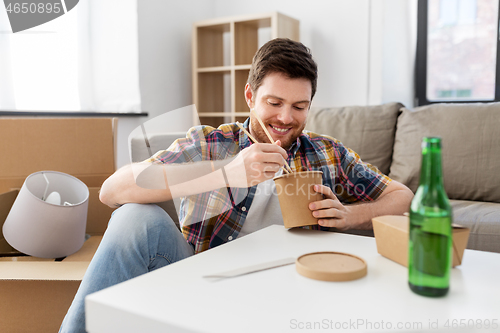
[228,236,233,241]
[242,207,247,212]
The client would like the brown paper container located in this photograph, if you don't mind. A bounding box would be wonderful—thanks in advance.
[296,252,367,281]
[372,215,470,267]
[273,171,323,228]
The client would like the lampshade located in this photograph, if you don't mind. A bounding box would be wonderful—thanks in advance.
[2,171,89,258]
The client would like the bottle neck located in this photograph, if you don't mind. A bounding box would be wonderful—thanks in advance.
[419,138,444,190]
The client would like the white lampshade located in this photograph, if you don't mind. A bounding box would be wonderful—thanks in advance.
[3,171,89,258]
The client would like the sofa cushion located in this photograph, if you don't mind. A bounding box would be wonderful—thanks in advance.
[130,132,186,163]
[450,199,500,253]
[389,102,500,203]
[305,102,403,175]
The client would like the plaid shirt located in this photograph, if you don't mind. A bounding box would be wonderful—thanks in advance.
[148,119,391,254]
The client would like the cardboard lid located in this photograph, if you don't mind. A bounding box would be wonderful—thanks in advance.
[295,252,367,281]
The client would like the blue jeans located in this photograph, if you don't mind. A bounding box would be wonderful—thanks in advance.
[59,203,194,333]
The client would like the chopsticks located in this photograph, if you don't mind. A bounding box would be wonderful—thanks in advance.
[236,121,258,143]
[250,108,277,144]
[249,109,294,174]
[236,122,292,175]
[237,111,294,174]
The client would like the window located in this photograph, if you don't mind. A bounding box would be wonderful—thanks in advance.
[416,0,500,105]
[439,0,477,25]
[1,0,142,114]
[1,5,81,111]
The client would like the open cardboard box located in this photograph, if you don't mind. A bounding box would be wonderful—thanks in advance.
[0,118,117,332]
[0,236,102,332]
[372,215,470,268]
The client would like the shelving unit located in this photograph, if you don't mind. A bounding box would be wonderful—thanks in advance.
[192,12,300,127]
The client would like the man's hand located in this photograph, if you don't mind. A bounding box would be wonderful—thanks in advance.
[308,180,414,230]
[308,184,354,230]
[100,140,289,208]
[225,141,288,187]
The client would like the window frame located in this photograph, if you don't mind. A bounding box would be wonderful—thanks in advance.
[415,0,500,106]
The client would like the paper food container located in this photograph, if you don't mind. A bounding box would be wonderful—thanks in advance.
[372,215,470,267]
[273,171,323,228]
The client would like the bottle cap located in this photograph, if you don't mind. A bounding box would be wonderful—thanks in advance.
[296,251,367,281]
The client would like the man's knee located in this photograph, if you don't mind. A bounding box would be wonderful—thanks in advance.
[109,203,173,229]
[100,203,190,270]
[103,203,176,248]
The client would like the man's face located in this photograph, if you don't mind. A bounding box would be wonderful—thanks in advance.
[246,72,312,150]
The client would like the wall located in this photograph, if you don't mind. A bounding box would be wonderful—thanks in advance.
[214,0,372,107]
[369,0,418,107]
[213,0,417,108]
[116,0,216,167]
[117,0,417,167]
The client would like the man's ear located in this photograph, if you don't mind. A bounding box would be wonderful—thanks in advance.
[244,83,254,109]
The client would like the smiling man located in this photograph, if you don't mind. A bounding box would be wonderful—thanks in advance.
[60,38,413,333]
[248,71,310,150]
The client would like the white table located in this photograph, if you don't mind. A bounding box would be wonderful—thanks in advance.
[86,225,500,333]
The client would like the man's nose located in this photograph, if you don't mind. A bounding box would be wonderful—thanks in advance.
[277,107,294,124]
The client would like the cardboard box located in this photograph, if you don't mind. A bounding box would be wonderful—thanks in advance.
[0,118,117,235]
[0,190,19,256]
[372,215,470,267]
[0,236,102,333]
[0,118,117,332]
[0,118,117,193]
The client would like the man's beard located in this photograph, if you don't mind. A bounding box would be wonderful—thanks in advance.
[249,116,305,150]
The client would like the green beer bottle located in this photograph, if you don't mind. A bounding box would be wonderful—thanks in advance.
[409,137,452,297]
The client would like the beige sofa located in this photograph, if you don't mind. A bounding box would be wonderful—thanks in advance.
[131,102,500,253]
[306,102,500,253]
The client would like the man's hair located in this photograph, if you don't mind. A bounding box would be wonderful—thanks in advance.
[247,38,318,100]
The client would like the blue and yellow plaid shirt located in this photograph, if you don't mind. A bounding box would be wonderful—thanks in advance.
[148,119,391,254]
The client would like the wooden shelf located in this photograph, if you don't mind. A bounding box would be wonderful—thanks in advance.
[192,12,300,128]
[233,64,252,70]
[197,66,232,73]
[198,112,229,117]
[198,112,250,117]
